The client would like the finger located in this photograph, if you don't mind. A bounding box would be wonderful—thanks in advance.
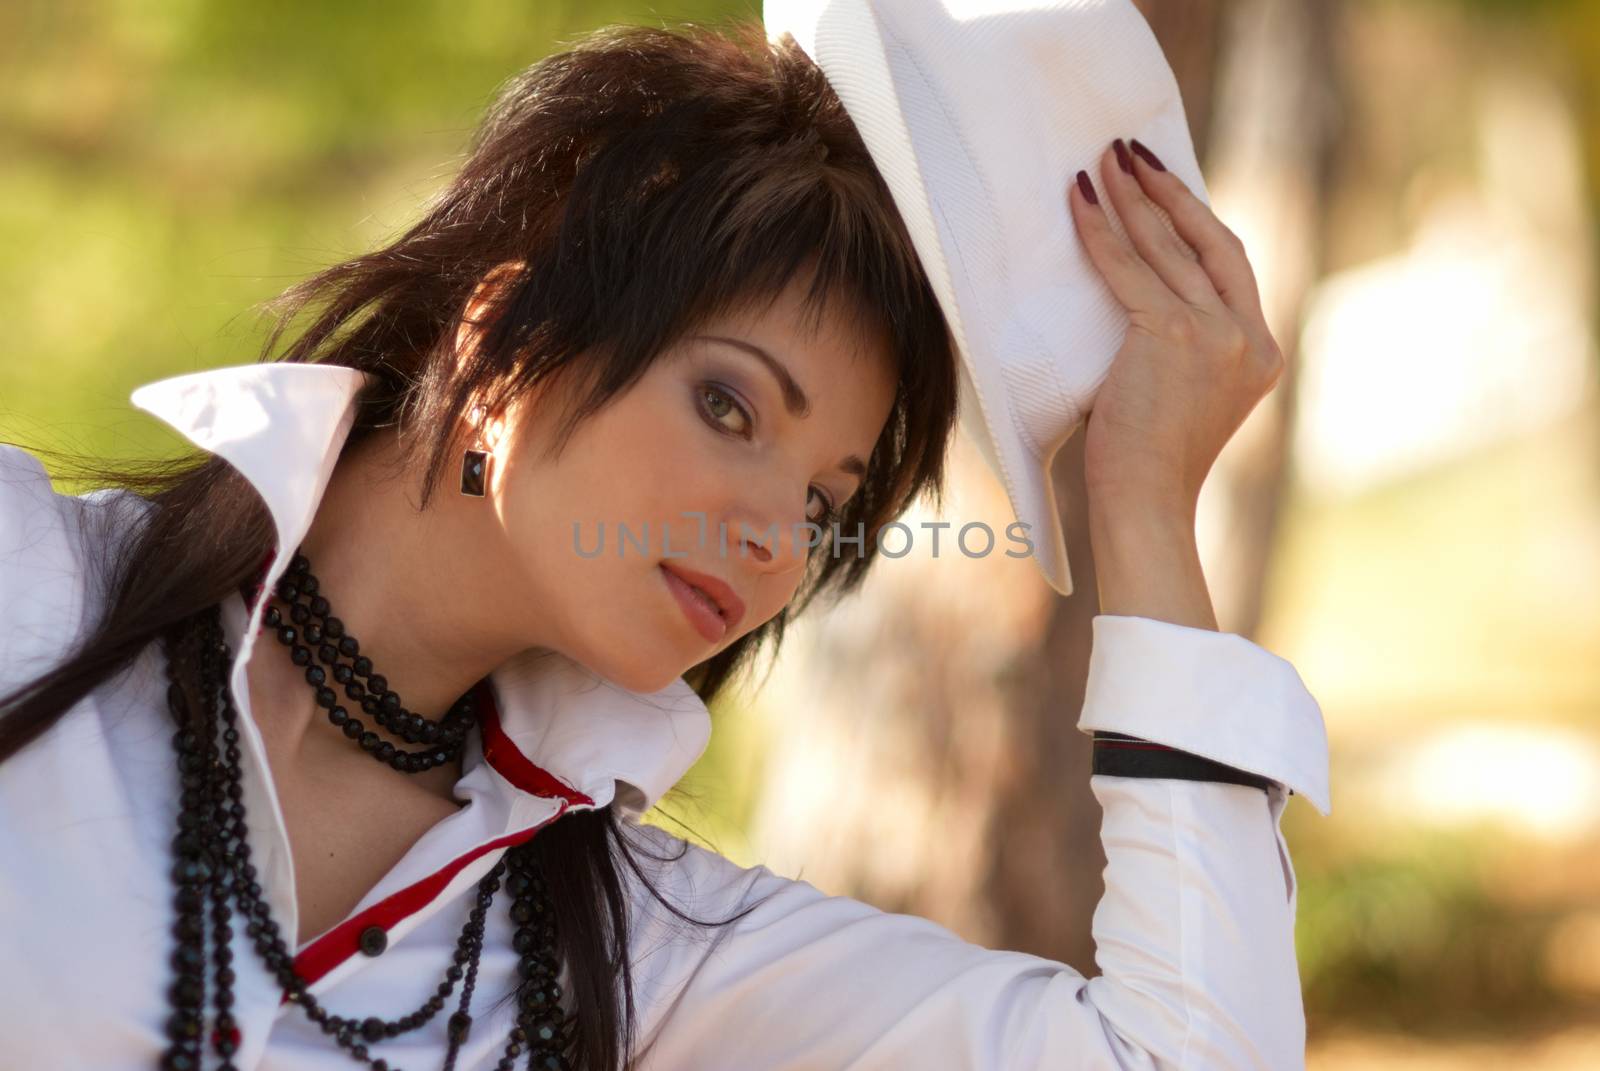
[1126,138,1264,319]
[1100,141,1223,312]
[1067,169,1183,318]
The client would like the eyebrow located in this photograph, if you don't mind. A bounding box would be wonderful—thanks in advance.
[693,334,870,486]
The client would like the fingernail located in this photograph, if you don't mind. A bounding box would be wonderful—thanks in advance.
[1075,170,1099,205]
[1129,138,1166,172]
[1112,138,1133,175]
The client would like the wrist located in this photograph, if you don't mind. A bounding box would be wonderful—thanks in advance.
[1086,506,1218,631]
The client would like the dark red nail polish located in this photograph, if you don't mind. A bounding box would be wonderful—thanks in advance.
[1112,139,1133,175]
[1075,170,1098,205]
[1129,138,1166,172]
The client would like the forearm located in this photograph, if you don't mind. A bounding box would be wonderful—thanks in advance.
[1087,500,1218,632]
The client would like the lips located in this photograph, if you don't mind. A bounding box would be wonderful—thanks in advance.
[659,562,746,634]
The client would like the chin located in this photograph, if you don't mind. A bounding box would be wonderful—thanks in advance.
[566,644,687,696]
[610,664,688,695]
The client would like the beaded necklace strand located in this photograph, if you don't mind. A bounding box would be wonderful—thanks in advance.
[158,552,575,1070]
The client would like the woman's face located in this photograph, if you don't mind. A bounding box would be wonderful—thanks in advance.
[482,274,899,694]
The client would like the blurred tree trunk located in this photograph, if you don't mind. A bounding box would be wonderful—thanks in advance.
[744,0,1346,975]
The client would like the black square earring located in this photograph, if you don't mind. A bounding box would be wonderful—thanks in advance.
[460,448,490,497]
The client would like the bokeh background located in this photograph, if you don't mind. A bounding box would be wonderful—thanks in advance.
[4,0,1598,1065]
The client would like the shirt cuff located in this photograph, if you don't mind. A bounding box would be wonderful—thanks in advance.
[1076,614,1331,816]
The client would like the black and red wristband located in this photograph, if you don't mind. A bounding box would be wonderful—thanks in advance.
[1090,731,1275,793]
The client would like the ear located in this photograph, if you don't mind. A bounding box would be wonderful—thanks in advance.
[453,260,528,363]
[482,406,509,451]
[460,399,512,449]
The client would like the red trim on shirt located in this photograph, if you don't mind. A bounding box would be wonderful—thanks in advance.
[475,680,593,807]
[247,544,601,992]
[283,691,597,994]
[289,802,570,991]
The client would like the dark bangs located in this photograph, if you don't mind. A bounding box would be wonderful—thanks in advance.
[256,21,959,703]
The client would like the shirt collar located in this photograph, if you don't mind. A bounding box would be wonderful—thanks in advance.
[129,360,712,818]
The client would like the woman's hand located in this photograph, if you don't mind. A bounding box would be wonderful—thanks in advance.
[1065,138,1285,628]
[1068,137,1284,522]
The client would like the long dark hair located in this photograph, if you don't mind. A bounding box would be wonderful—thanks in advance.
[0,19,959,1070]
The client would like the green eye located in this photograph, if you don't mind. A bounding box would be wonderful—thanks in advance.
[698,383,751,437]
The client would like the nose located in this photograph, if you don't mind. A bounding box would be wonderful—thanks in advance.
[731,518,806,571]
[728,493,816,574]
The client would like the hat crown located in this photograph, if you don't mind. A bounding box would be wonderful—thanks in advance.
[765,0,1208,595]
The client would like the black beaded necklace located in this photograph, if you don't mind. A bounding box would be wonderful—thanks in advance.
[261,554,476,773]
[157,553,577,1071]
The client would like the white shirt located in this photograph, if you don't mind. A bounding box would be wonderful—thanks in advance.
[0,361,1331,1070]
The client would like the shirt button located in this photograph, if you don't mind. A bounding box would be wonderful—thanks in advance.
[358,925,388,957]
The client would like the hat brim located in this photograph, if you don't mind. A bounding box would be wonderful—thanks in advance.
[768,0,1077,596]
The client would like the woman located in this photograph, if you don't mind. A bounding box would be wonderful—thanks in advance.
[0,19,1326,1071]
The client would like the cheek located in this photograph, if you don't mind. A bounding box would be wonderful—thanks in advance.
[493,386,736,590]
[737,583,793,646]
[585,387,749,534]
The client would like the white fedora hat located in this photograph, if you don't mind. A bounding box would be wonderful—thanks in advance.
[763,0,1210,597]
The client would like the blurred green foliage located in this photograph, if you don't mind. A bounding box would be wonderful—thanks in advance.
[0,1,756,459]
[1290,813,1594,1035]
